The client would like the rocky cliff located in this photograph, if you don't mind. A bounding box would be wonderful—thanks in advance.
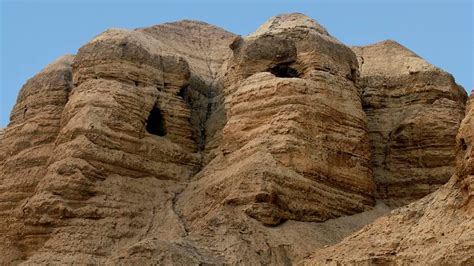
[353,41,467,206]
[303,93,473,265]
[179,13,376,228]
[0,13,471,265]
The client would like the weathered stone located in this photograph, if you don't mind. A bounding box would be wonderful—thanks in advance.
[303,93,473,265]
[353,40,468,206]
[0,13,471,265]
[0,25,207,264]
[178,13,376,229]
[0,55,74,262]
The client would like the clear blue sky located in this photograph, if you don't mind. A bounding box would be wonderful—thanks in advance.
[1,0,472,127]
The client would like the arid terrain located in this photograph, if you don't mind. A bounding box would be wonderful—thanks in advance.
[0,13,472,265]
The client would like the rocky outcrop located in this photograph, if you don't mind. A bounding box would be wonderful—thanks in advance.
[0,55,74,261]
[178,13,376,228]
[0,128,4,139]
[137,21,236,162]
[0,22,232,264]
[303,93,473,265]
[353,41,468,206]
[0,13,471,265]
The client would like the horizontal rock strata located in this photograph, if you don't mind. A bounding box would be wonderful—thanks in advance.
[0,55,74,261]
[0,22,230,264]
[353,41,468,206]
[0,12,471,265]
[178,13,376,229]
[303,93,473,265]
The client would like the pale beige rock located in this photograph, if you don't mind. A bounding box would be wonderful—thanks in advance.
[178,13,376,229]
[0,24,205,264]
[0,13,471,265]
[248,13,330,39]
[303,93,474,265]
[137,20,236,163]
[0,55,74,262]
[353,40,468,206]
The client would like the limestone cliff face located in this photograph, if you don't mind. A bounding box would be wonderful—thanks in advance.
[303,93,473,265]
[0,21,232,264]
[0,13,471,265]
[137,21,236,162]
[178,13,375,229]
[0,55,74,261]
[353,41,468,206]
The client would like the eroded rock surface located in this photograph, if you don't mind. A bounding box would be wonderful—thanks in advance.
[0,55,74,262]
[303,93,473,265]
[0,21,228,264]
[179,13,376,229]
[353,41,468,206]
[0,13,471,265]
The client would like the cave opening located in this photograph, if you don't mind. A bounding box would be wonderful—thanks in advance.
[270,63,300,78]
[460,138,467,151]
[178,86,187,99]
[146,107,167,136]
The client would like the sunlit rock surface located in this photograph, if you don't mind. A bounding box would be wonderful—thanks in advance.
[0,13,470,265]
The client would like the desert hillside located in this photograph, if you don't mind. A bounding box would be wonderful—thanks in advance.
[0,13,471,265]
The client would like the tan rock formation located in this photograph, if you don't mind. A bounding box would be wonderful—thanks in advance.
[0,13,471,265]
[0,55,74,262]
[137,20,236,162]
[178,13,376,229]
[303,93,473,265]
[353,41,468,206]
[0,22,229,264]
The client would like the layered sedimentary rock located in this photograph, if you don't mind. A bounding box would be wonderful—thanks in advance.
[0,22,231,264]
[303,93,473,265]
[0,128,4,139]
[137,21,236,162]
[0,13,471,265]
[0,55,74,261]
[353,41,468,206]
[178,13,376,229]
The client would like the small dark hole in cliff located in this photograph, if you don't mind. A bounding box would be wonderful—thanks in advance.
[348,68,357,82]
[270,63,299,78]
[460,138,467,151]
[178,86,187,99]
[146,107,167,136]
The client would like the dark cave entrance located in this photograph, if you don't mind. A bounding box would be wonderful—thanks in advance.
[177,86,187,99]
[460,138,467,151]
[146,107,167,136]
[270,63,300,78]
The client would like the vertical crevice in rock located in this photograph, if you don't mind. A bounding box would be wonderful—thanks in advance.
[352,40,468,206]
[5,15,470,266]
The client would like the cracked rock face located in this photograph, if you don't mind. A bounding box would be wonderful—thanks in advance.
[179,13,376,228]
[0,13,471,265]
[303,94,474,265]
[353,41,468,206]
